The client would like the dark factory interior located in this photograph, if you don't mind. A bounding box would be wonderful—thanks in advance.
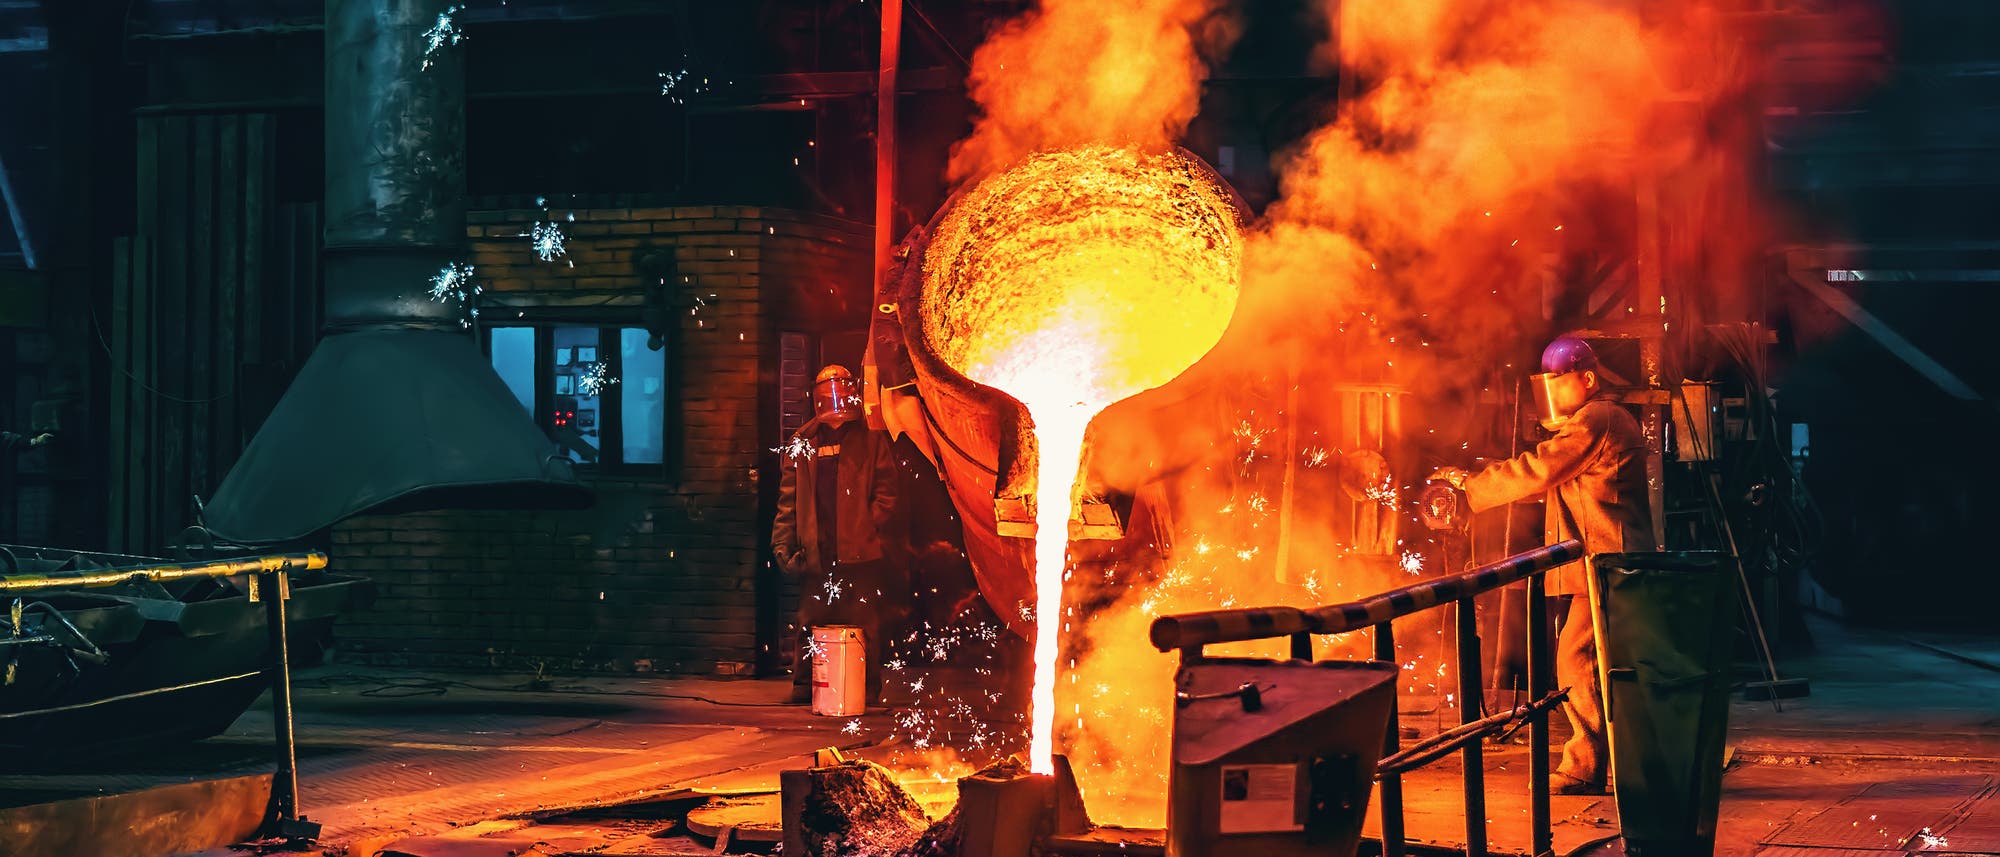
[0,1,1996,856]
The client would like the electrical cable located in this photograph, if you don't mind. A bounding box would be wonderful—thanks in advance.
[89,305,235,405]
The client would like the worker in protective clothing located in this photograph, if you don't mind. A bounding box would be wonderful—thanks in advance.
[1433,335,1655,795]
[772,365,903,706]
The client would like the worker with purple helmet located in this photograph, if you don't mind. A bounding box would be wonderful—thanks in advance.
[1433,335,1656,795]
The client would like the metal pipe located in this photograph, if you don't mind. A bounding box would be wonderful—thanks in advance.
[1375,620,1405,857]
[0,634,59,650]
[1528,574,1553,856]
[322,0,467,330]
[1378,691,1567,775]
[874,0,901,302]
[1150,541,1583,651]
[1457,597,1487,857]
[0,552,327,593]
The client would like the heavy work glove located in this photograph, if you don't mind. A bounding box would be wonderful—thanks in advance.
[1428,467,1470,490]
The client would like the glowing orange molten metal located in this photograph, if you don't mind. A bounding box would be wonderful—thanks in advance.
[920,146,1242,774]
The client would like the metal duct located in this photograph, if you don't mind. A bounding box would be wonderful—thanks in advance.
[205,0,590,544]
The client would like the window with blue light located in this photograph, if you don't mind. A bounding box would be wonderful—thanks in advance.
[483,324,670,471]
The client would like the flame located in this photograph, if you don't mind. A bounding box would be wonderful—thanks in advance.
[916,0,1874,826]
[922,146,1242,774]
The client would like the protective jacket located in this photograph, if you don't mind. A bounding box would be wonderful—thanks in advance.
[771,418,899,576]
[1463,395,1655,595]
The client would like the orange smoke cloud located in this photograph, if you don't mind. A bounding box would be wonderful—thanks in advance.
[950,0,1239,180]
[922,0,1874,832]
[1246,0,1776,367]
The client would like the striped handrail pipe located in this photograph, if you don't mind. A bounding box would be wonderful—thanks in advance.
[1149,540,1582,652]
[0,552,329,593]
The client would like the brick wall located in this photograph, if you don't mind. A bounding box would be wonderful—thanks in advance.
[330,205,868,675]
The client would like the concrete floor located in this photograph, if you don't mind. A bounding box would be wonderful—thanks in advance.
[25,611,1990,857]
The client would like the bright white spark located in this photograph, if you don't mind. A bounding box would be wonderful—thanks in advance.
[428,261,476,302]
[1401,551,1425,575]
[529,221,571,265]
[771,436,813,462]
[1232,419,1271,448]
[658,69,690,102]
[577,362,618,396]
[1303,447,1331,468]
[420,6,466,71]
[1916,828,1948,849]
[822,578,844,603]
[842,718,862,735]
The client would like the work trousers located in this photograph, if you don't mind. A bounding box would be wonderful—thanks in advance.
[1556,594,1609,784]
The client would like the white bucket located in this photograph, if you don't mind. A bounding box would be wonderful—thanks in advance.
[810,625,866,717]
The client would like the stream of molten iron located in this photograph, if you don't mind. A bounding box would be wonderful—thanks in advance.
[965,326,1110,774]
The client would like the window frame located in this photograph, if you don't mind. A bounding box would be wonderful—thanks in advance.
[480,322,671,478]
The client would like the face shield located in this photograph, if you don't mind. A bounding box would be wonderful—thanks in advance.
[812,374,863,425]
[1530,371,1583,431]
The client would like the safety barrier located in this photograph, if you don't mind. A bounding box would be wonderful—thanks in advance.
[0,551,328,842]
[1152,540,1584,857]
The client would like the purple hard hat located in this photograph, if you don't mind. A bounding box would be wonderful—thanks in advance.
[1540,335,1598,375]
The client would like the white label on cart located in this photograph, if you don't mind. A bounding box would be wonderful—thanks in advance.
[1217,763,1302,833]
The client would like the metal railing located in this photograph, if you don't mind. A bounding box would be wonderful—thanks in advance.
[1151,540,1583,857]
[0,551,328,842]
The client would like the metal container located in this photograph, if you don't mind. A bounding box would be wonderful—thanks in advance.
[1589,551,1739,857]
[1167,658,1396,857]
[809,625,866,717]
[877,148,1247,637]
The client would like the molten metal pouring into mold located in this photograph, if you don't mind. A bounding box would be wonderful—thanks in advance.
[892,145,1246,774]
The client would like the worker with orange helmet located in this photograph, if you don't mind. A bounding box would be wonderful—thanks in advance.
[772,365,905,706]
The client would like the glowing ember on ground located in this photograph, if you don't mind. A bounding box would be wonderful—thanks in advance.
[920,146,1241,775]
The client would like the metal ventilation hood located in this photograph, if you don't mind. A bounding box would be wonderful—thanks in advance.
[205,0,591,544]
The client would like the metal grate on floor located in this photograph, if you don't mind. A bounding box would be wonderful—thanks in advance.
[1761,774,1995,853]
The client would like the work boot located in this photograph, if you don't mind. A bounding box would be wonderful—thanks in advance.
[1552,771,1606,795]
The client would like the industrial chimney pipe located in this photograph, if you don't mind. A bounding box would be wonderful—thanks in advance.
[204,0,591,545]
